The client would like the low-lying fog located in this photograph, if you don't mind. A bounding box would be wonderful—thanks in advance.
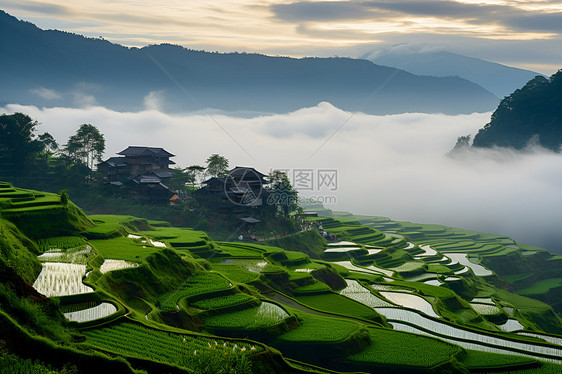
[4,102,562,254]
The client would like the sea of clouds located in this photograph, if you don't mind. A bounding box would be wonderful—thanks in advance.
[3,102,562,253]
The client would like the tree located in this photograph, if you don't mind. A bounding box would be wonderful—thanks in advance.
[267,170,300,219]
[205,154,229,178]
[187,165,206,187]
[65,124,105,170]
[168,167,196,198]
[37,132,58,163]
[0,113,42,181]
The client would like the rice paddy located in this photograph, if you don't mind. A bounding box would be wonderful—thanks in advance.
[444,253,493,276]
[471,303,502,315]
[339,280,394,307]
[376,309,562,363]
[64,302,117,322]
[379,291,440,318]
[498,319,524,332]
[205,302,289,329]
[100,259,139,274]
[32,262,93,297]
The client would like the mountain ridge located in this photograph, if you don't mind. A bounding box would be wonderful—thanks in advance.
[0,10,498,115]
[472,70,562,150]
[364,49,540,99]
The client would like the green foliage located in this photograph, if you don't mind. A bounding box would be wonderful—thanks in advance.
[205,154,229,178]
[59,190,69,206]
[264,230,327,259]
[0,219,42,283]
[64,124,105,170]
[83,322,258,373]
[0,113,43,181]
[0,353,78,374]
[0,282,68,342]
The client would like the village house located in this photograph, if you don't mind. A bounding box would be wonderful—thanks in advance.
[97,146,176,200]
[195,166,269,214]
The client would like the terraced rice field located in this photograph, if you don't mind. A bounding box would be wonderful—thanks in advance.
[417,245,437,256]
[33,262,93,297]
[391,322,550,362]
[64,302,117,322]
[100,259,139,274]
[498,319,524,332]
[277,314,361,343]
[517,332,562,347]
[444,253,493,276]
[423,279,442,286]
[219,259,269,273]
[149,239,167,248]
[37,245,92,264]
[374,308,562,363]
[205,302,289,329]
[471,297,495,305]
[388,262,425,273]
[379,291,440,318]
[339,280,394,307]
[470,303,502,315]
[347,327,460,368]
[82,322,260,371]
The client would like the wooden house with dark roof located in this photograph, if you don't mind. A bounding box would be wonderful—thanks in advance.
[195,166,269,212]
[97,146,176,201]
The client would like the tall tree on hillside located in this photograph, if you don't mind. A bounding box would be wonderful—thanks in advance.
[37,132,58,163]
[268,169,300,219]
[65,124,105,170]
[0,113,42,181]
[205,154,229,178]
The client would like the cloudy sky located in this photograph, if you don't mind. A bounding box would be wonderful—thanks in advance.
[2,0,561,74]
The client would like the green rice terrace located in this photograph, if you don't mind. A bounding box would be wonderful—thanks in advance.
[1,182,562,373]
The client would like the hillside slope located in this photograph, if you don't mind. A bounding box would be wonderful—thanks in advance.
[0,10,498,115]
[473,70,562,150]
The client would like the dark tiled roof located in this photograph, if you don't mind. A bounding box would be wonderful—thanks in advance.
[99,156,127,167]
[153,170,173,178]
[117,146,175,158]
[229,166,268,179]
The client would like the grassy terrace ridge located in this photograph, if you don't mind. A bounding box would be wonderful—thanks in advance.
[1,183,562,373]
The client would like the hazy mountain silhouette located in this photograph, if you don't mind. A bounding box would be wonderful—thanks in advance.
[472,70,562,151]
[0,10,498,115]
[363,49,539,99]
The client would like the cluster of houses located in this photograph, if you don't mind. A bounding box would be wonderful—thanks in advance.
[97,146,269,222]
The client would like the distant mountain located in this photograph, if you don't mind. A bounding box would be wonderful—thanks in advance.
[363,49,540,99]
[472,71,562,151]
[0,11,498,115]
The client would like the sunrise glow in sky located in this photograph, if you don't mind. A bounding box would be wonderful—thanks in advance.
[2,0,561,74]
